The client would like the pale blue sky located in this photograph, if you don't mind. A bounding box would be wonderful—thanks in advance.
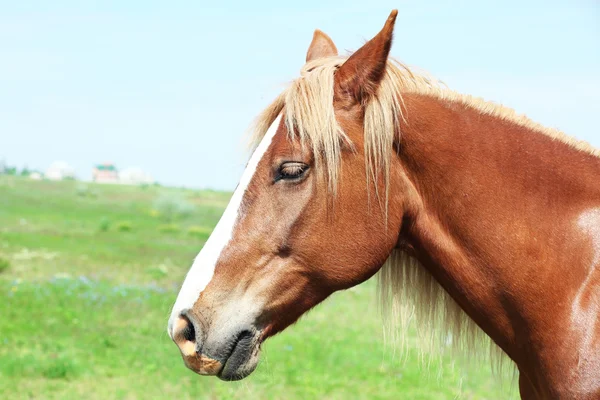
[1,1,598,190]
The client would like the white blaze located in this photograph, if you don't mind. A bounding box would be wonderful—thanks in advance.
[168,115,282,336]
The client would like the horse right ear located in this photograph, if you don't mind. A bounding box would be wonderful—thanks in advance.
[306,30,338,62]
[334,10,397,107]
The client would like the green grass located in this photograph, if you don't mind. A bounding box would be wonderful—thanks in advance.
[0,175,517,399]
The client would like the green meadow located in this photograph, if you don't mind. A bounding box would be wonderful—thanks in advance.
[0,175,517,399]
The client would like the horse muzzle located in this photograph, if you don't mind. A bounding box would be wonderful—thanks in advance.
[169,311,262,381]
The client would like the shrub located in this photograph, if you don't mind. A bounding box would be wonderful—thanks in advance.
[153,194,194,222]
[147,263,169,279]
[76,184,97,198]
[187,225,212,239]
[4,166,17,175]
[116,221,133,232]
[98,217,110,232]
[0,257,10,273]
[158,224,180,234]
[41,354,78,380]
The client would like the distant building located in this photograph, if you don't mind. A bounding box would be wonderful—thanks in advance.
[119,167,154,185]
[92,163,119,184]
[29,171,43,180]
[45,161,76,181]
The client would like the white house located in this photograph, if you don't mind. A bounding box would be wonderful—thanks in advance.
[45,161,76,181]
[29,171,43,180]
[119,167,154,185]
[92,162,119,184]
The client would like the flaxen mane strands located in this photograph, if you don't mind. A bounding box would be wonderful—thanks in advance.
[249,54,599,373]
[250,55,599,175]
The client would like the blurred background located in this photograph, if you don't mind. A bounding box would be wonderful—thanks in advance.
[0,1,598,399]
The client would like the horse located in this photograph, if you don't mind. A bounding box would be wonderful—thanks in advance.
[168,10,600,399]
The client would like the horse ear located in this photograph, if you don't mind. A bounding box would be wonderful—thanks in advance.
[335,10,397,106]
[306,30,338,62]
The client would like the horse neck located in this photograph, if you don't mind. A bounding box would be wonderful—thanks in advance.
[394,92,600,364]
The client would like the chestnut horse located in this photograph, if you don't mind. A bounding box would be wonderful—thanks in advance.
[168,10,600,399]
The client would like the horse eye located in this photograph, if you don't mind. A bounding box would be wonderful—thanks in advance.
[277,162,308,182]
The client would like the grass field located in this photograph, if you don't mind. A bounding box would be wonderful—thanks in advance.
[0,175,517,399]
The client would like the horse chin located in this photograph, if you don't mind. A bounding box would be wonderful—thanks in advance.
[214,331,262,381]
[216,347,261,381]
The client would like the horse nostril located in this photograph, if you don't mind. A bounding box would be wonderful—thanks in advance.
[181,317,195,342]
[173,314,197,356]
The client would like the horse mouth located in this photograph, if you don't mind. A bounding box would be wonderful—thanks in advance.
[216,330,262,381]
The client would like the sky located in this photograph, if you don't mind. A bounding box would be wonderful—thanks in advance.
[1,1,598,190]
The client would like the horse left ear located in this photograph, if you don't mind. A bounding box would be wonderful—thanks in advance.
[335,10,398,106]
[306,29,338,62]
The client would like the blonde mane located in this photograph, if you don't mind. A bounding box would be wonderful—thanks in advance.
[249,55,598,375]
[250,56,600,185]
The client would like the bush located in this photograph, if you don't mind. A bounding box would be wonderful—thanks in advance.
[147,263,169,279]
[187,225,212,239]
[98,217,110,232]
[76,184,97,198]
[76,184,88,197]
[116,221,133,232]
[4,166,17,175]
[153,194,194,222]
[158,224,180,234]
[0,257,10,273]
[41,354,78,380]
